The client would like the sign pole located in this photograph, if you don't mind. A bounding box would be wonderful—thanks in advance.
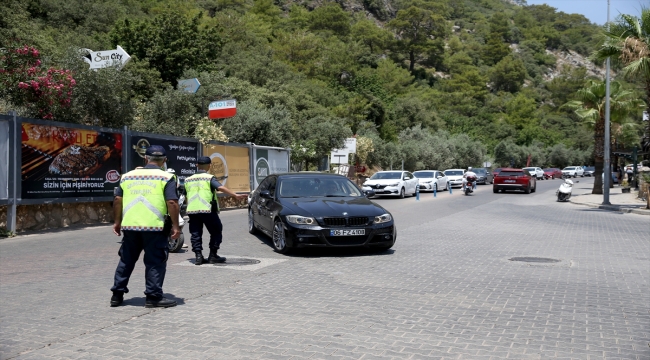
[603,0,612,205]
[7,111,18,233]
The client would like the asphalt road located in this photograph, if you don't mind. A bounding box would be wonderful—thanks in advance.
[1,176,648,360]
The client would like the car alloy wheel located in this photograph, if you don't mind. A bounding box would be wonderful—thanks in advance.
[272,220,289,253]
[399,187,405,199]
[248,208,257,235]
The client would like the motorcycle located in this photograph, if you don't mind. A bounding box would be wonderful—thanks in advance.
[556,179,573,202]
[464,176,476,195]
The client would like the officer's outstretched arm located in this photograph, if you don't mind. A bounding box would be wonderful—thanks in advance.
[217,186,248,200]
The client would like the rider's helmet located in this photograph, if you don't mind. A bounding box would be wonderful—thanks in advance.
[468,167,472,171]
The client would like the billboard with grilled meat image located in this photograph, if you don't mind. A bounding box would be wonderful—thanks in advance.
[21,123,123,199]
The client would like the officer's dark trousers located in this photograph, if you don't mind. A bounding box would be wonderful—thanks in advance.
[111,230,168,300]
[189,212,223,253]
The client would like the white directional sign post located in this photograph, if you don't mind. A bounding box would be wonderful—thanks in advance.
[178,78,201,93]
[82,45,131,70]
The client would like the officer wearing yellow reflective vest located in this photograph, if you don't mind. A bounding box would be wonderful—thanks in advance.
[110,145,180,308]
[185,156,248,265]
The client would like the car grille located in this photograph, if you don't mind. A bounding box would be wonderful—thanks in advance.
[322,217,370,227]
[369,184,386,189]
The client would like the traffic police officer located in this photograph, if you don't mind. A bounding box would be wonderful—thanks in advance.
[185,156,247,265]
[110,145,180,308]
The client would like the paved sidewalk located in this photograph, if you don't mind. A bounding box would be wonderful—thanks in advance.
[570,180,650,215]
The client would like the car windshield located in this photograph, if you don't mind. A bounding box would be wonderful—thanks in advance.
[278,177,363,198]
[370,172,402,180]
[498,171,524,176]
[473,168,486,174]
[413,171,434,178]
[523,167,535,171]
[585,167,595,171]
[445,170,464,176]
[563,167,575,170]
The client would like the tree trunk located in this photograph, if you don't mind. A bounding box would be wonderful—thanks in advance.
[592,115,605,194]
[409,50,415,72]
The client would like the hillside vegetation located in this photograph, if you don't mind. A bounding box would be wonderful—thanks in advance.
[0,0,641,170]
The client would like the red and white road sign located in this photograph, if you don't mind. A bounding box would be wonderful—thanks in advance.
[208,99,237,119]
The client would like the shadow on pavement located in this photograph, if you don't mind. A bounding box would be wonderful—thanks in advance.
[119,293,186,307]
[252,232,395,258]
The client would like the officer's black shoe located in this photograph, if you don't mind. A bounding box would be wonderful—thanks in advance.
[207,250,226,264]
[110,291,124,307]
[195,252,205,265]
[144,297,177,308]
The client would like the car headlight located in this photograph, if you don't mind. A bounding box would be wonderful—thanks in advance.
[374,213,392,224]
[386,183,399,187]
[286,215,316,225]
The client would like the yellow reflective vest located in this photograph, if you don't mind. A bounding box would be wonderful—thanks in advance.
[119,168,173,231]
[185,173,218,214]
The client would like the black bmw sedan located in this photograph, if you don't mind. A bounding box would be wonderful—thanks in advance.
[248,173,396,254]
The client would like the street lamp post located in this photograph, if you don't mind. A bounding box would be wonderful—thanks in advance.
[603,0,612,205]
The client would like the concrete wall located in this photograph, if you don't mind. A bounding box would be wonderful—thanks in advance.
[0,197,247,233]
[0,202,114,232]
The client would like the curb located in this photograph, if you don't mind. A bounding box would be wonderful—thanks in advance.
[570,200,650,216]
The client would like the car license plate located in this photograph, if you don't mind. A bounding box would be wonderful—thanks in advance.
[504,180,516,183]
[330,229,365,236]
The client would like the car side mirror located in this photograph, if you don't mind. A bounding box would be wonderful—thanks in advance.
[364,190,375,197]
[404,176,410,180]
[260,190,273,199]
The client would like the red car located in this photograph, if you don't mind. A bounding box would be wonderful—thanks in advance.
[543,168,562,179]
[493,168,537,194]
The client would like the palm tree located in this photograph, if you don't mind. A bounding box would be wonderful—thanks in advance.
[564,80,644,194]
[593,8,650,151]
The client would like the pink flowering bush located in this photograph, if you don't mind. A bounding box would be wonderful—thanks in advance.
[0,44,75,119]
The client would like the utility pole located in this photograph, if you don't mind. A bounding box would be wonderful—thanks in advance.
[603,0,611,205]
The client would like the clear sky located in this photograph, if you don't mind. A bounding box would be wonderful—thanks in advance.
[524,0,646,25]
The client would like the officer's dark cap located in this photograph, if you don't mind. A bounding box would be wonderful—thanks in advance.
[196,156,212,165]
[145,145,166,156]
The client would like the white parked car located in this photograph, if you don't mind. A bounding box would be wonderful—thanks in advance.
[523,167,544,180]
[413,170,448,192]
[562,166,584,178]
[443,169,465,188]
[362,171,419,198]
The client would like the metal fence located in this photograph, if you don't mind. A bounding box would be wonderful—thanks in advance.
[0,113,290,232]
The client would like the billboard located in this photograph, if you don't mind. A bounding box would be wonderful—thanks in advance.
[20,123,122,199]
[202,143,251,192]
[330,138,357,165]
[253,147,290,189]
[128,136,199,183]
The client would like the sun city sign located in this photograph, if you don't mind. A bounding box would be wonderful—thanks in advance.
[82,46,131,70]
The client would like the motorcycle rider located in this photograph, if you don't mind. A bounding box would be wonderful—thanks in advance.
[462,167,478,191]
